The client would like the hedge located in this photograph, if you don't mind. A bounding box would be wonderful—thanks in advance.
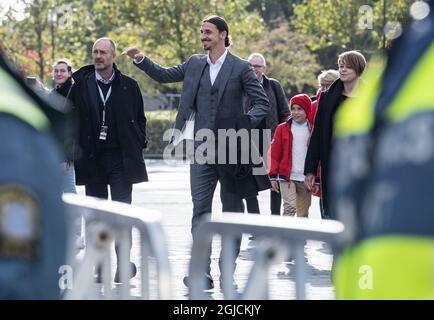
[144,110,177,156]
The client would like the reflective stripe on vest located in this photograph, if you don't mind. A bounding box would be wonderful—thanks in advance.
[386,42,434,122]
[0,68,48,130]
[335,41,434,139]
[334,235,434,299]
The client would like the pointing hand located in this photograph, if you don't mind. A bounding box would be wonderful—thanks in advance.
[122,47,144,62]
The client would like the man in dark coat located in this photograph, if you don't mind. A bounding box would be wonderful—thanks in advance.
[244,53,290,216]
[70,37,148,282]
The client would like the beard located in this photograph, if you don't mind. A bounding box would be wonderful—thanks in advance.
[94,61,109,70]
[202,40,211,50]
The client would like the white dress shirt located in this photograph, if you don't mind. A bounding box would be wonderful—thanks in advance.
[206,49,228,85]
[95,70,115,84]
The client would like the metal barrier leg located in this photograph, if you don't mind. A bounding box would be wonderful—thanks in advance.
[242,239,286,300]
[295,241,306,300]
[221,235,236,299]
[102,252,112,299]
[117,227,132,299]
[140,234,150,300]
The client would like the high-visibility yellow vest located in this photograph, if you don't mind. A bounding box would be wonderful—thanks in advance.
[332,44,434,300]
[0,67,49,130]
[335,42,434,138]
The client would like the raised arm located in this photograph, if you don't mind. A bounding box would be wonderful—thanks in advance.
[123,46,187,83]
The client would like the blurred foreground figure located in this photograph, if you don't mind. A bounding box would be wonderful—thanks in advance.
[331,4,434,299]
[0,50,67,299]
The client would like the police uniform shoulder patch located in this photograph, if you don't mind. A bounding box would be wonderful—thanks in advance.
[0,185,40,259]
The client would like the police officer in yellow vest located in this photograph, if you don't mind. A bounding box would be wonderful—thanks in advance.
[330,3,434,299]
[0,50,67,299]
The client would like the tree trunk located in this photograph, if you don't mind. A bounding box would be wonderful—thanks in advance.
[37,26,44,82]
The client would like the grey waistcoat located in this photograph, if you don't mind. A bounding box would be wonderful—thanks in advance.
[194,64,218,132]
[194,63,242,133]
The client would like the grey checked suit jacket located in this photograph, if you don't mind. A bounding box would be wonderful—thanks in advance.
[135,52,270,132]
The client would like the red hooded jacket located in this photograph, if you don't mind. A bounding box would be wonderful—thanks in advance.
[308,88,322,125]
[307,89,323,197]
[268,117,313,181]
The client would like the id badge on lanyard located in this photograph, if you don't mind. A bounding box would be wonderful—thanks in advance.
[99,125,108,140]
[98,84,112,140]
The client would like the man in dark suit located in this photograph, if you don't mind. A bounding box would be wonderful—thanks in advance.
[124,15,270,290]
[70,38,148,282]
[244,53,290,217]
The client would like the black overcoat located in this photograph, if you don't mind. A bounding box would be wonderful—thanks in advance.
[70,64,148,185]
[304,79,345,217]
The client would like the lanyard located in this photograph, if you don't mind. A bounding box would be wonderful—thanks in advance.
[97,84,112,125]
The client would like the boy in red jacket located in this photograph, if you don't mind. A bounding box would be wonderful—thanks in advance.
[269,94,313,217]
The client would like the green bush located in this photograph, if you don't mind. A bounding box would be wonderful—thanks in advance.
[144,110,177,156]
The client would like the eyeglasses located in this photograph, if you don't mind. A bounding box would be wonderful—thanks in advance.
[251,64,265,69]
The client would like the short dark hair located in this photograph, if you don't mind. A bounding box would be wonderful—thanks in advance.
[202,15,231,47]
[53,59,73,72]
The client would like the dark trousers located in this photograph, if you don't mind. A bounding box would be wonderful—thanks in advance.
[245,196,260,214]
[190,163,244,280]
[270,189,281,215]
[320,197,330,219]
[85,149,133,263]
[85,149,132,202]
[245,190,281,215]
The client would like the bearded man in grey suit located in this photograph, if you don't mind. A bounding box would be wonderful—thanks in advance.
[124,15,270,290]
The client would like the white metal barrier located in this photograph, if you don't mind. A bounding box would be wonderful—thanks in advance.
[188,213,344,300]
[62,193,171,300]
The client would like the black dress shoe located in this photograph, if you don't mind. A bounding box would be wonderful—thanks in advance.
[114,262,137,283]
[183,275,214,290]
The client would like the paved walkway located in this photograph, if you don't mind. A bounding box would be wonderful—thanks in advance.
[77,159,334,300]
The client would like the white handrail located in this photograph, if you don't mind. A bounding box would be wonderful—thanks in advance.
[188,213,344,300]
[62,193,171,300]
